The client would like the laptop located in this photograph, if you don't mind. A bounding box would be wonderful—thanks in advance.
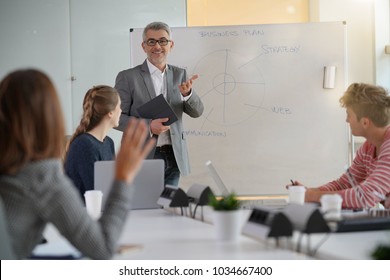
[205,160,288,209]
[94,159,164,210]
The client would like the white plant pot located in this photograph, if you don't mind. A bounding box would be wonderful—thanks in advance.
[212,210,242,242]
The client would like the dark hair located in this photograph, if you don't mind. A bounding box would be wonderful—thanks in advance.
[340,83,390,127]
[0,69,65,174]
[68,85,119,145]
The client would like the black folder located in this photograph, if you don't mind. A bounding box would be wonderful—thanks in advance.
[136,94,178,125]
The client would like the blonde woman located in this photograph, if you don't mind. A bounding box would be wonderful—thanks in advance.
[64,86,122,200]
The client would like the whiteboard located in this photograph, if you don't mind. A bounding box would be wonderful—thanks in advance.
[130,22,349,195]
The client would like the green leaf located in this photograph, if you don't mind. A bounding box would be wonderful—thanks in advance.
[209,192,241,211]
[371,244,390,260]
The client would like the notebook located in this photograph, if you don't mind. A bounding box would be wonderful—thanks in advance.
[94,159,164,210]
[136,94,178,125]
[205,160,287,209]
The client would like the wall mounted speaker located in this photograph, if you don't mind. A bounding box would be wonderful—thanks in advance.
[242,207,293,240]
[282,203,329,234]
[157,185,189,208]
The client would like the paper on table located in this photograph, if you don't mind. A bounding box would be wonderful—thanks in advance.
[136,94,178,125]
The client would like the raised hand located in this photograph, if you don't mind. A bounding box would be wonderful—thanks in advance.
[115,118,156,184]
[178,74,199,97]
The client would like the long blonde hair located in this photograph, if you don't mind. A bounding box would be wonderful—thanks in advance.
[67,85,119,146]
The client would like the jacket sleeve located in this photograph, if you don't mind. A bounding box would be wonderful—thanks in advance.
[115,70,134,132]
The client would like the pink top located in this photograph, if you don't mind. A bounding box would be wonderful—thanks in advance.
[319,128,390,209]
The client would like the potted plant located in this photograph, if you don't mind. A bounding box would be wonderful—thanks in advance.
[209,193,242,241]
[371,242,390,259]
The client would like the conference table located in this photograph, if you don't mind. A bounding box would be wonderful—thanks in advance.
[34,206,390,260]
[34,208,307,260]
[293,226,390,259]
[114,208,305,260]
[182,206,390,260]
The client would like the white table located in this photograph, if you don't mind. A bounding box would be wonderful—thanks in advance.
[173,206,390,260]
[35,207,390,260]
[35,208,307,260]
[115,209,306,259]
[293,230,390,259]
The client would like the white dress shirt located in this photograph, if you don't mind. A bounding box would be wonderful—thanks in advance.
[146,60,193,147]
[144,61,170,148]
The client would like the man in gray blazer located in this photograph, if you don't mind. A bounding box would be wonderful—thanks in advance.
[115,22,204,187]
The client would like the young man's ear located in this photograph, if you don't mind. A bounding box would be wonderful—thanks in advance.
[361,117,370,127]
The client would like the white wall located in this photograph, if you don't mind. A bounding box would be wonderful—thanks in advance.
[374,0,390,89]
[310,0,390,90]
[310,0,373,85]
[309,0,390,150]
[0,0,73,133]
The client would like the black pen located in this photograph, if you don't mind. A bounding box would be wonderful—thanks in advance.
[290,179,296,186]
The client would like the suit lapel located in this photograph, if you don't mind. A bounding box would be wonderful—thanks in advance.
[141,60,156,100]
[166,66,174,103]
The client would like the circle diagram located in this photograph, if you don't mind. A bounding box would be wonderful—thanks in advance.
[192,49,266,126]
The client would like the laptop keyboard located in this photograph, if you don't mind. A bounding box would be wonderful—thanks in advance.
[368,209,390,217]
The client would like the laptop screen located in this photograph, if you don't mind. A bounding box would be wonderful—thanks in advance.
[205,160,230,196]
[94,159,164,210]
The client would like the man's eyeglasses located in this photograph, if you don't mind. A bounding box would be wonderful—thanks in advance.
[144,38,171,46]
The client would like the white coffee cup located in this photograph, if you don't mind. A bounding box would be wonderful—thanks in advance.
[84,190,103,220]
[288,186,306,205]
[320,194,343,220]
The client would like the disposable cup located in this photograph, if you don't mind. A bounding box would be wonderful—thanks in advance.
[320,194,343,220]
[288,186,306,205]
[84,190,103,220]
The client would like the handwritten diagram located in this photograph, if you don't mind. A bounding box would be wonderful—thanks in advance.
[192,49,266,126]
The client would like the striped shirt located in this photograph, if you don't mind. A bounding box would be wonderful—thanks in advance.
[319,128,390,209]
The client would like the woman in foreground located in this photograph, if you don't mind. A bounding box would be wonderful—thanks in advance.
[0,69,155,259]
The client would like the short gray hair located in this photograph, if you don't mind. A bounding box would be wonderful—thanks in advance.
[142,22,172,41]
